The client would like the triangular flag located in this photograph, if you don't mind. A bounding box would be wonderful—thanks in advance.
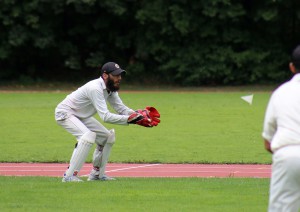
[241,94,253,105]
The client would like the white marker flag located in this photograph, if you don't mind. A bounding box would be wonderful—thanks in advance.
[241,94,254,105]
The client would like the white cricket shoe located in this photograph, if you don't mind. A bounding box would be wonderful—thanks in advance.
[87,169,116,181]
[62,172,83,182]
[99,175,116,181]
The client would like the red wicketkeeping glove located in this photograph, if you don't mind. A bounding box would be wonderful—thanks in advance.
[145,106,161,126]
[136,106,160,127]
[130,107,161,128]
[127,112,144,124]
[135,109,153,127]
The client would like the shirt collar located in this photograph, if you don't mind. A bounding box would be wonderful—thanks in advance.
[99,77,106,89]
[99,77,112,95]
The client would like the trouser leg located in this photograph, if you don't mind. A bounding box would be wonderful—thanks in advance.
[268,156,300,212]
[80,117,116,178]
[57,115,96,176]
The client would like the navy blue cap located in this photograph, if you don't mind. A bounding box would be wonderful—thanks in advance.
[101,62,126,76]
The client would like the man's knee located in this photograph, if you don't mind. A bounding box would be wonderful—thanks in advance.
[81,131,96,144]
[95,129,115,146]
[106,129,115,145]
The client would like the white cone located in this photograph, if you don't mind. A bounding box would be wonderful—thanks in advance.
[241,94,253,105]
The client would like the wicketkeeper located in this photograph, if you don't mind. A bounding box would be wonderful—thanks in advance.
[55,62,160,182]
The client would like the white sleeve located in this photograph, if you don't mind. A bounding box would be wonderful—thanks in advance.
[262,94,277,141]
[108,92,135,115]
[89,88,129,125]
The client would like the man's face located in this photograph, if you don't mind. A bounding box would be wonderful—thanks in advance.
[106,74,122,92]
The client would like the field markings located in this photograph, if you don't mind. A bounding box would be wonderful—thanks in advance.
[106,163,161,173]
[81,163,162,177]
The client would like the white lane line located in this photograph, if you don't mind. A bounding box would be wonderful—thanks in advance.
[106,164,162,173]
[81,164,162,177]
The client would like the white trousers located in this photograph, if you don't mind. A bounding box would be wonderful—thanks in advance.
[56,115,111,146]
[56,115,113,171]
[269,146,300,212]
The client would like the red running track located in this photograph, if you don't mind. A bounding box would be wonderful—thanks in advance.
[0,163,271,178]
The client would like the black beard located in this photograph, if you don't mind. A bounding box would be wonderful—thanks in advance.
[106,77,120,92]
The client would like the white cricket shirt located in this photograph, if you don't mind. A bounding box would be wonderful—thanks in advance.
[55,77,134,125]
[262,73,300,152]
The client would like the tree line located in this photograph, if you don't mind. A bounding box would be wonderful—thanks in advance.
[0,0,300,86]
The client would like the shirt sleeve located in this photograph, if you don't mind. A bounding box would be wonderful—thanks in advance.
[108,92,135,115]
[88,87,129,125]
[262,94,277,142]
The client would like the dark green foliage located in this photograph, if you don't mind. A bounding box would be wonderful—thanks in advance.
[0,0,299,85]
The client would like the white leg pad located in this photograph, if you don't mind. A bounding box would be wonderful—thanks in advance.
[98,129,115,177]
[65,131,96,177]
[69,143,78,166]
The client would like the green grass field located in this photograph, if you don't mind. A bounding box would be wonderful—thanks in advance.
[0,90,273,211]
[0,177,269,212]
[0,91,271,163]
